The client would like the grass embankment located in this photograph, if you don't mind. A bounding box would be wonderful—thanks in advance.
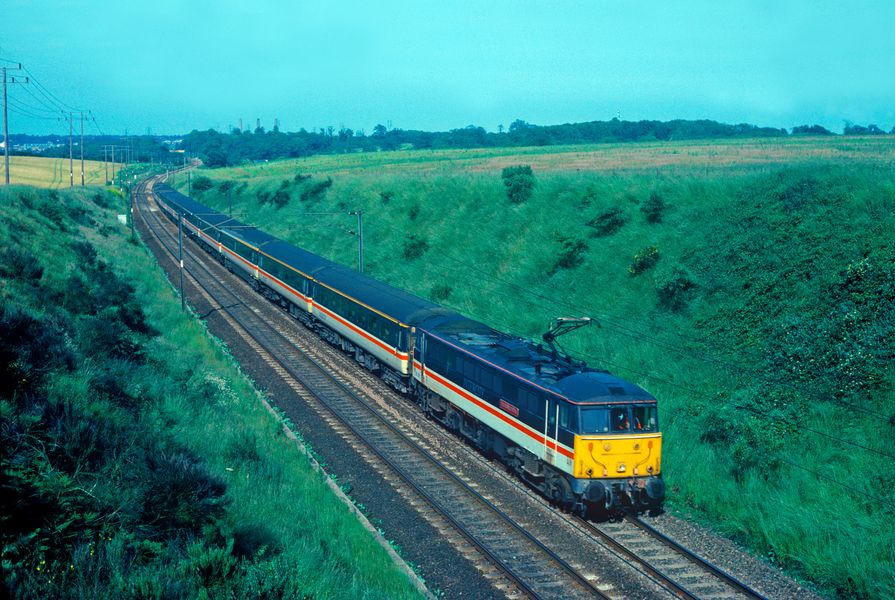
[0,185,422,599]
[180,135,895,599]
[2,155,116,187]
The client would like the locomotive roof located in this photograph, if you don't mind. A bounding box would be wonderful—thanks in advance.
[423,314,655,405]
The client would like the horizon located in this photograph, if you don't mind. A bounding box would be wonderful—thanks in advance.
[2,2,894,137]
[4,115,887,140]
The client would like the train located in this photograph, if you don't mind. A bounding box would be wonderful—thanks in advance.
[150,181,665,515]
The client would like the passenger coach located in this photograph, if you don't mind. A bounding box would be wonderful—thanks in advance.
[151,181,665,514]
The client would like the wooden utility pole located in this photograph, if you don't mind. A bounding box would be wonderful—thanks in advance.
[80,112,85,186]
[2,67,7,185]
[2,64,29,185]
[68,112,73,187]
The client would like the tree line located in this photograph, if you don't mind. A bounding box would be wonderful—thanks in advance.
[182,118,895,167]
[14,117,895,168]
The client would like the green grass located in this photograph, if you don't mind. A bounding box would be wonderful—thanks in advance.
[0,185,422,599]
[178,135,895,599]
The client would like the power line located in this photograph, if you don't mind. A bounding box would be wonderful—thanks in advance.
[337,212,895,464]
[363,212,892,421]
[21,66,86,112]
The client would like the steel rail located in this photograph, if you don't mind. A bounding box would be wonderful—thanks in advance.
[624,514,768,600]
[133,176,608,600]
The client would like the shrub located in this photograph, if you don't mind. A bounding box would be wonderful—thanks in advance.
[293,172,311,184]
[191,176,214,194]
[379,190,394,204]
[0,302,75,397]
[0,248,44,281]
[656,268,697,311]
[272,190,290,209]
[408,204,420,220]
[70,241,98,267]
[300,178,333,202]
[256,190,271,205]
[575,186,599,210]
[430,284,452,301]
[501,165,535,204]
[641,191,666,223]
[629,245,660,275]
[586,206,627,237]
[550,236,588,275]
[402,235,429,260]
[140,452,229,537]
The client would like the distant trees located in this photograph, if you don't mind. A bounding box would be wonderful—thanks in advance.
[180,117,891,169]
[792,124,833,135]
[844,123,887,135]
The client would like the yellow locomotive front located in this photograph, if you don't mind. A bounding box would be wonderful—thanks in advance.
[573,403,664,511]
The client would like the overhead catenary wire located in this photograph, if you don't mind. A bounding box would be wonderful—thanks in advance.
[22,66,87,112]
[363,212,892,422]
[338,212,895,463]
[7,98,64,121]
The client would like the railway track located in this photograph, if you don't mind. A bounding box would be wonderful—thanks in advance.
[132,176,610,599]
[131,175,773,600]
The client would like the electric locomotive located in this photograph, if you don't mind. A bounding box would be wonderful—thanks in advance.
[150,181,664,514]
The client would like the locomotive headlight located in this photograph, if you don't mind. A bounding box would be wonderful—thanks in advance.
[617,463,626,473]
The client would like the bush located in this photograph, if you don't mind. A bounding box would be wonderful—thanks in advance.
[501,165,535,204]
[430,284,452,301]
[549,236,588,275]
[272,190,290,209]
[191,176,214,194]
[629,245,660,275]
[402,235,429,260]
[379,190,394,204]
[641,191,666,223]
[586,206,627,237]
[0,302,75,397]
[300,178,333,203]
[0,248,44,281]
[656,268,697,311]
[140,452,229,537]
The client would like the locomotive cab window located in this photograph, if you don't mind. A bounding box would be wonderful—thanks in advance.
[611,407,630,431]
[632,405,658,432]
[580,407,608,433]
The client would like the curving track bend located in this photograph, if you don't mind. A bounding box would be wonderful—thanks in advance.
[132,173,773,600]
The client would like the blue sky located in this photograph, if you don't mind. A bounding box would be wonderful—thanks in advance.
[2,1,893,135]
